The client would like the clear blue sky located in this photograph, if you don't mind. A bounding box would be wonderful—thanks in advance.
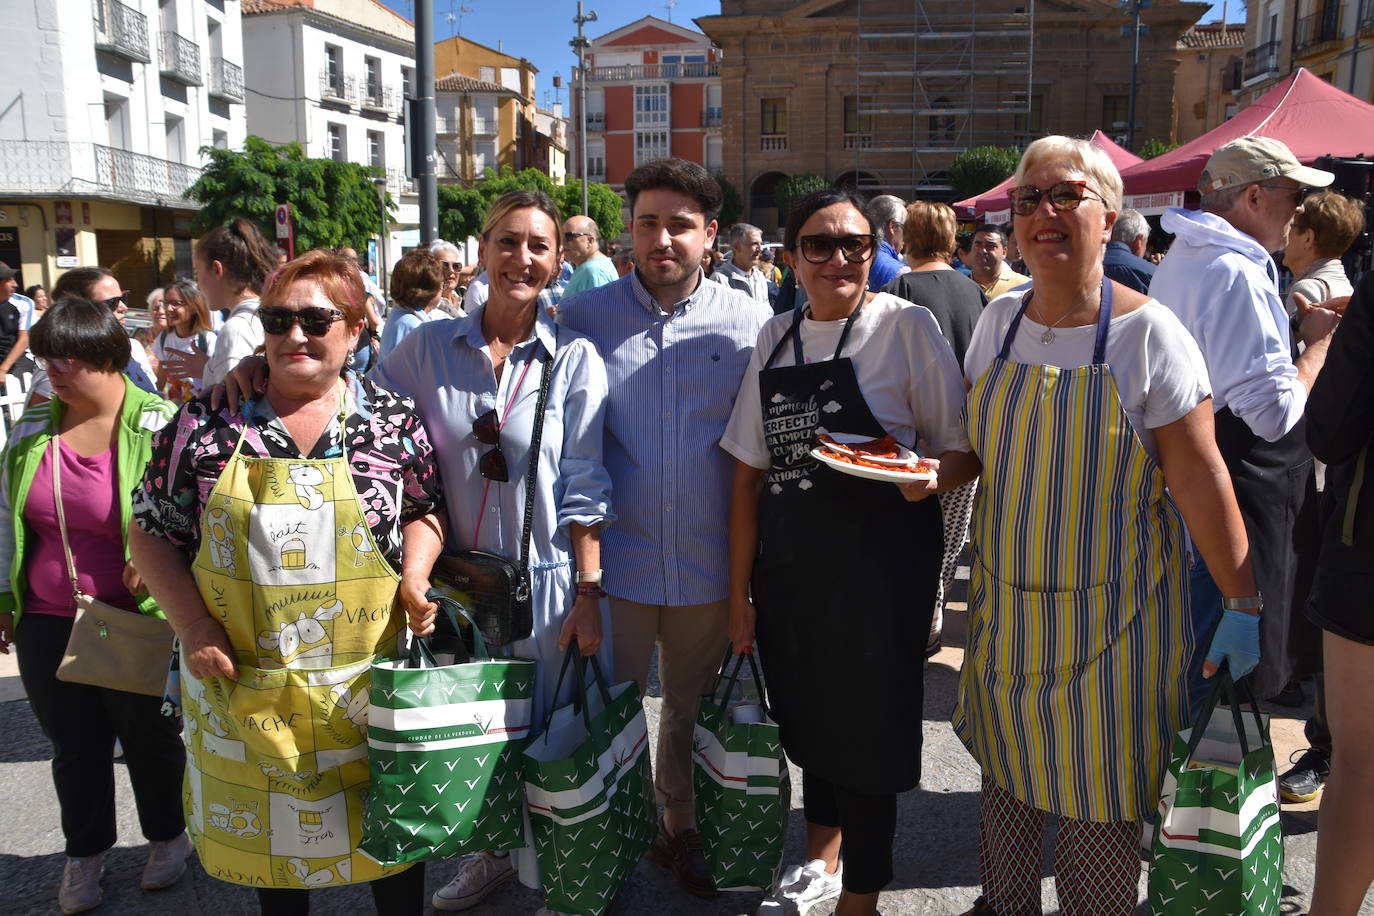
[378,1,723,109]
[378,0,1244,110]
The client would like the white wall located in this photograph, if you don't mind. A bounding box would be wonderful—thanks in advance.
[0,0,245,163]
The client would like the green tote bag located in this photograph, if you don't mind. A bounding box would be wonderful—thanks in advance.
[359,592,535,866]
[1147,665,1284,915]
[523,647,657,916]
[693,650,790,892]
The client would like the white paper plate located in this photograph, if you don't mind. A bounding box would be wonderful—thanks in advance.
[817,432,922,468]
[809,446,937,483]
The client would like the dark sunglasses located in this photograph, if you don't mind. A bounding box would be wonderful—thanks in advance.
[258,305,346,336]
[1009,180,1105,216]
[563,231,594,242]
[472,409,509,482]
[797,234,876,265]
[98,292,128,310]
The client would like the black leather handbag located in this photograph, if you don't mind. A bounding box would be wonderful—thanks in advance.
[434,337,555,647]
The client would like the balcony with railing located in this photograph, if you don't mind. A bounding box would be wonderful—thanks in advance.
[586,61,720,81]
[1362,0,1374,36]
[361,84,399,114]
[471,117,498,136]
[208,58,243,103]
[584,112,606,132]
[93,0,150,62]
[760,135,788,152]
[843,133,873,150]
[1243,40,1282,83]
[436,115,461,135]
[1295,8,1344,55]
[159,31,202,85]
[702,107,722,127]
[386,168,414,196]
[319,70,355,105]
[0,139,203,207]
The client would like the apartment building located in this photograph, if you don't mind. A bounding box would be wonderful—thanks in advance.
[433,36,543,176]
[1238,0,1374,102]
[699,0,1204,231]
[1174,23,1247,145]
[570,16,723,192]
[242,0,418,263]
[0,0,247,298]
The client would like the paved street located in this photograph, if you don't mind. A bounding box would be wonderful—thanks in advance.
[1,579,1370,915]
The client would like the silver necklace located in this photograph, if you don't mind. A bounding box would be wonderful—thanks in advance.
[1033,287,1100,345]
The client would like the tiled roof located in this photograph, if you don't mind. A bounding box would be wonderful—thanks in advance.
[1179,24,1246,49]
[434,72,516,94]
[242,0,310,14]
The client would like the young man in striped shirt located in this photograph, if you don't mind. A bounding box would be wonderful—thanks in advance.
[558,159,772,898]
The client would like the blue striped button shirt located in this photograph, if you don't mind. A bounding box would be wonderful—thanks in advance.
[558,269,772,606]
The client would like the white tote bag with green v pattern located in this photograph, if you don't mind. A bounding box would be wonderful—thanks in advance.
[523,648,657,916]
[359,592,535,866]
[693,651,790,891]
[1147,666,1283,916]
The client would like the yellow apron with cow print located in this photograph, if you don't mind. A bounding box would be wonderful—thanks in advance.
[182,391,409,888]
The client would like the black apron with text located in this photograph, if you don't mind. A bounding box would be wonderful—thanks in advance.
[750,303,942,794]
[1213,408,1321,697]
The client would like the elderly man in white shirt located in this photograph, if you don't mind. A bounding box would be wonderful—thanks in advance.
[1150,136,1340,711]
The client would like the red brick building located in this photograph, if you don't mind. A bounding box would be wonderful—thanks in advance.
[571,16,723,192]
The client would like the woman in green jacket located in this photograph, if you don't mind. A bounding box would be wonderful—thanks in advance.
[0,298,187,915]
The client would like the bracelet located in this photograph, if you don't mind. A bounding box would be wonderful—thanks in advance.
[574,569,603,585]
[1222,594,1264,612]
[575,584,606,599]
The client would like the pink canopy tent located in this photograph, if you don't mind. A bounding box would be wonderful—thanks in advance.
[953,130,1144,220]
[1121,68,1374,213]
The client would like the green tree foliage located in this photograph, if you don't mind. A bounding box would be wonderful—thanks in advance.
[438,167,624,244]
[715,173,743,227]
[1139,138,1180,160]
[773,174,831,222]
[948,146,1022,201]
[187,136,390,251]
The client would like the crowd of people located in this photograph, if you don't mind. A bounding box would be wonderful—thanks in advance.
[0,137,1369,916]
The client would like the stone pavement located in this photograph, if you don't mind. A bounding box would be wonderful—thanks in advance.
[1,587,1370,915]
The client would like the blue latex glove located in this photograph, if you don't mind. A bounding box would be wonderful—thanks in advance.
[1204,609,1261,679]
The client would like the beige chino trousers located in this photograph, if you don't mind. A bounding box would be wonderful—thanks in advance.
[609,596,730,817]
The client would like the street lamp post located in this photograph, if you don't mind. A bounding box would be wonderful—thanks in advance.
[373,177,389,306]
[572,3,597,217]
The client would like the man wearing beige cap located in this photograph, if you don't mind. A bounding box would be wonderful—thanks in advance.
[1151,135,1340,712]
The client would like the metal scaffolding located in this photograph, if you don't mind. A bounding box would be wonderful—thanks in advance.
[850,0,1034,197]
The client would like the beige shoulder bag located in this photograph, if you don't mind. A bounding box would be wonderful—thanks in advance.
[50,437,174,697]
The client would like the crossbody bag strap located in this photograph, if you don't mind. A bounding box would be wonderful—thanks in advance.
[519,329,557,573]
[49,438,82,598]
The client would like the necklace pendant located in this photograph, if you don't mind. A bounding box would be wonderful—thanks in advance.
[1040,327,1056,345]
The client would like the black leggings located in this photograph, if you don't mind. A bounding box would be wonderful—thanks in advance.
[15,612,185,857]
[801,770,898,894]
[255,863,425,914]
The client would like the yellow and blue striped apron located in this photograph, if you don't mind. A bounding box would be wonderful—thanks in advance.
[953,281,1193,822]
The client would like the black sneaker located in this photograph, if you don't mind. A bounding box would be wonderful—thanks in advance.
[1278,747,1330,803]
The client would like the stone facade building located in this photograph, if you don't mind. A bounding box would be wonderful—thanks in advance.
[698,0,1209,232]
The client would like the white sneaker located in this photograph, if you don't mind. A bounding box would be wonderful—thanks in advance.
[59,853,105,915]
[141,832,191,889]
[431,851,515,911]
[755,859,843,916]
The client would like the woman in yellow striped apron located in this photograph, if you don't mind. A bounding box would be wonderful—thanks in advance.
[130,250,447,914]
[955,136,1262,916]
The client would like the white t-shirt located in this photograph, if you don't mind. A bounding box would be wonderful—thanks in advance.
[721,292,972,470]
[964,291,1212,459]
[152,327,218,399]
[202,298,262,387]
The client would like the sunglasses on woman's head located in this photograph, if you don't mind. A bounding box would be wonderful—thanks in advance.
[472,409,509,482]
[1008,180,1105,216]
[797,234,877,265]
[258,305,346,336]
[97,292,128,311]
[37,356,76,374]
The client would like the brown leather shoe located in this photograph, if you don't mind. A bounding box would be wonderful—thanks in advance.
[646,817,718,898]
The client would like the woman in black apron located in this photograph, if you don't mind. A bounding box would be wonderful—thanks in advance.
[722,189,980,916]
